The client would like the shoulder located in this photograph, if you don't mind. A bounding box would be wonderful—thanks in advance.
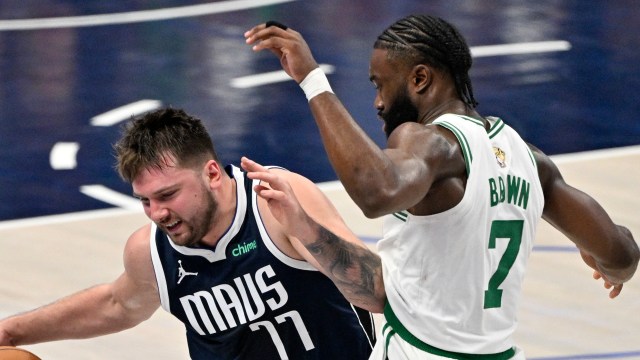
[117,223,160,316]
[527,143,562,193]
[390,121,462,157]
[388,121,466,178]
[125,224,152,254]
[123,224,154,279]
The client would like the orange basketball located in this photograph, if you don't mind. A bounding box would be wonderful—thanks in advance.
[0,347,41,360]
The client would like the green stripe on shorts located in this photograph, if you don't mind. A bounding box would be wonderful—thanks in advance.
[384,302,515,359]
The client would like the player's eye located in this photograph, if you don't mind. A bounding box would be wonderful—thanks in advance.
[160,190,177,201]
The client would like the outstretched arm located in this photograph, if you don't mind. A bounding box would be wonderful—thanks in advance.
[245,23,431,217]
[0,226,160,346]
[240,157,386,313]
[533,146,639,298]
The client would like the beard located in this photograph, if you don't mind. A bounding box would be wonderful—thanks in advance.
[380,86,420,138]
[167,185,219,248]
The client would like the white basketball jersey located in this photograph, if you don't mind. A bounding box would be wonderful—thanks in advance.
[377,114,544,355]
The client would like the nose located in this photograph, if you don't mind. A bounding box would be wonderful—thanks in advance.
[148,201,170,223]
[374,94,383,112]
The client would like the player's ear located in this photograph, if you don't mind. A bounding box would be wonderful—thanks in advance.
[412,64,432,93]
[205,160,223,187]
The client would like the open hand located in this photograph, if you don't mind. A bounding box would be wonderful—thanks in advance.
[244,22,319,83]
[580,249,624,298]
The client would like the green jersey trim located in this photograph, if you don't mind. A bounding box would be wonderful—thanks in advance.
[525,145,537,168]
[382,323,396,354]
[392,211,409,222]
[458,115,486,128]
[488,118,505,139]
[434,121,472,175]
[384,302,516,360]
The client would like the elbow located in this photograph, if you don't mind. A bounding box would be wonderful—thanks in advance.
[340,165,412,218]
[364,268,387,314]
[352,189,400,219]
[353,293,386,314]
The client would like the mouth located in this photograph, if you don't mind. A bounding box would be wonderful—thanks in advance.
[164,219,182,233]
[377,113,386,132]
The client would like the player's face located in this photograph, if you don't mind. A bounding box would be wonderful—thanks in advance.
[132,160,217,247]
[369,48,420,138]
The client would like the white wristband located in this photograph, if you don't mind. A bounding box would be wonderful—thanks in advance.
[299,68,334,101]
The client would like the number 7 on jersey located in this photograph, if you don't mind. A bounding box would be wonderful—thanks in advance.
[484,220,524,309]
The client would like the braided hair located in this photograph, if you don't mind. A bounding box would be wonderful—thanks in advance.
[374,15,478,108]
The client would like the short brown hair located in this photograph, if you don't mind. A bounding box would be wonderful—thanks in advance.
[114,108,219,182]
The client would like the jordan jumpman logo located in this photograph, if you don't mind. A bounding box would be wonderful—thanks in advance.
[177,260,198,284]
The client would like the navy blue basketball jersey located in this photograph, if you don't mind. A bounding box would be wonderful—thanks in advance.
[149,165,375,360]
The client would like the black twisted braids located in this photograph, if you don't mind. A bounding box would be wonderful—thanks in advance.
[374,15,478,108]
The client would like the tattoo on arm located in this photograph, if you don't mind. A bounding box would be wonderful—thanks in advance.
[306,226,382,307]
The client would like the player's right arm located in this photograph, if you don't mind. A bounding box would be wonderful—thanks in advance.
[0,225,160,346]
[241,157,386,313]
[532,145,640,297]
[244,23,463,218]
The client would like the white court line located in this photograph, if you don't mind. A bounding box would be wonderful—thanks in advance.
[65,144,640,225]
[48,100,163,171]
[79,185,142,210]
[90,100,162,127]
[471,41,571,57]
[549,144,640,164]
[231,64,335,88]
[0,0,295,31]
[0,208,138,230]
[0,145,637,229]
[49,142,80,170]
[317,145,640,191]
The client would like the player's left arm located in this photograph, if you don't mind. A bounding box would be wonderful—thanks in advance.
[531,144,639,297]
[241,157,385,313]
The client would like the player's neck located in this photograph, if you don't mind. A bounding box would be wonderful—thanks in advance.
[419,99,480,125]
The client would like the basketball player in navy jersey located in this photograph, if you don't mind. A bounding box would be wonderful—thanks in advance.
[0,108,385,359]
[245,15,639,359]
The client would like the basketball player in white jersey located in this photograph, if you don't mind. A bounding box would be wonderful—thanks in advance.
[245,15,640,359]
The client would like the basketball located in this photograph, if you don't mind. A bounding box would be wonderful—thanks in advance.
[0,347,41,360]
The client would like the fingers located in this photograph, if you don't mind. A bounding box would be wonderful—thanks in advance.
[253,184,285,202]
[265,20,288,30]
[602,280,621,298]
[243,23,267,41]
[593,271,602,280]
[595,271,623,298]
[240,156,267,173]
[590,269,624,298]
[244,22,293,47]
[609,284,623,299]
[240,157,286,191]
[241,157,274,179]
[240,157,292,206]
